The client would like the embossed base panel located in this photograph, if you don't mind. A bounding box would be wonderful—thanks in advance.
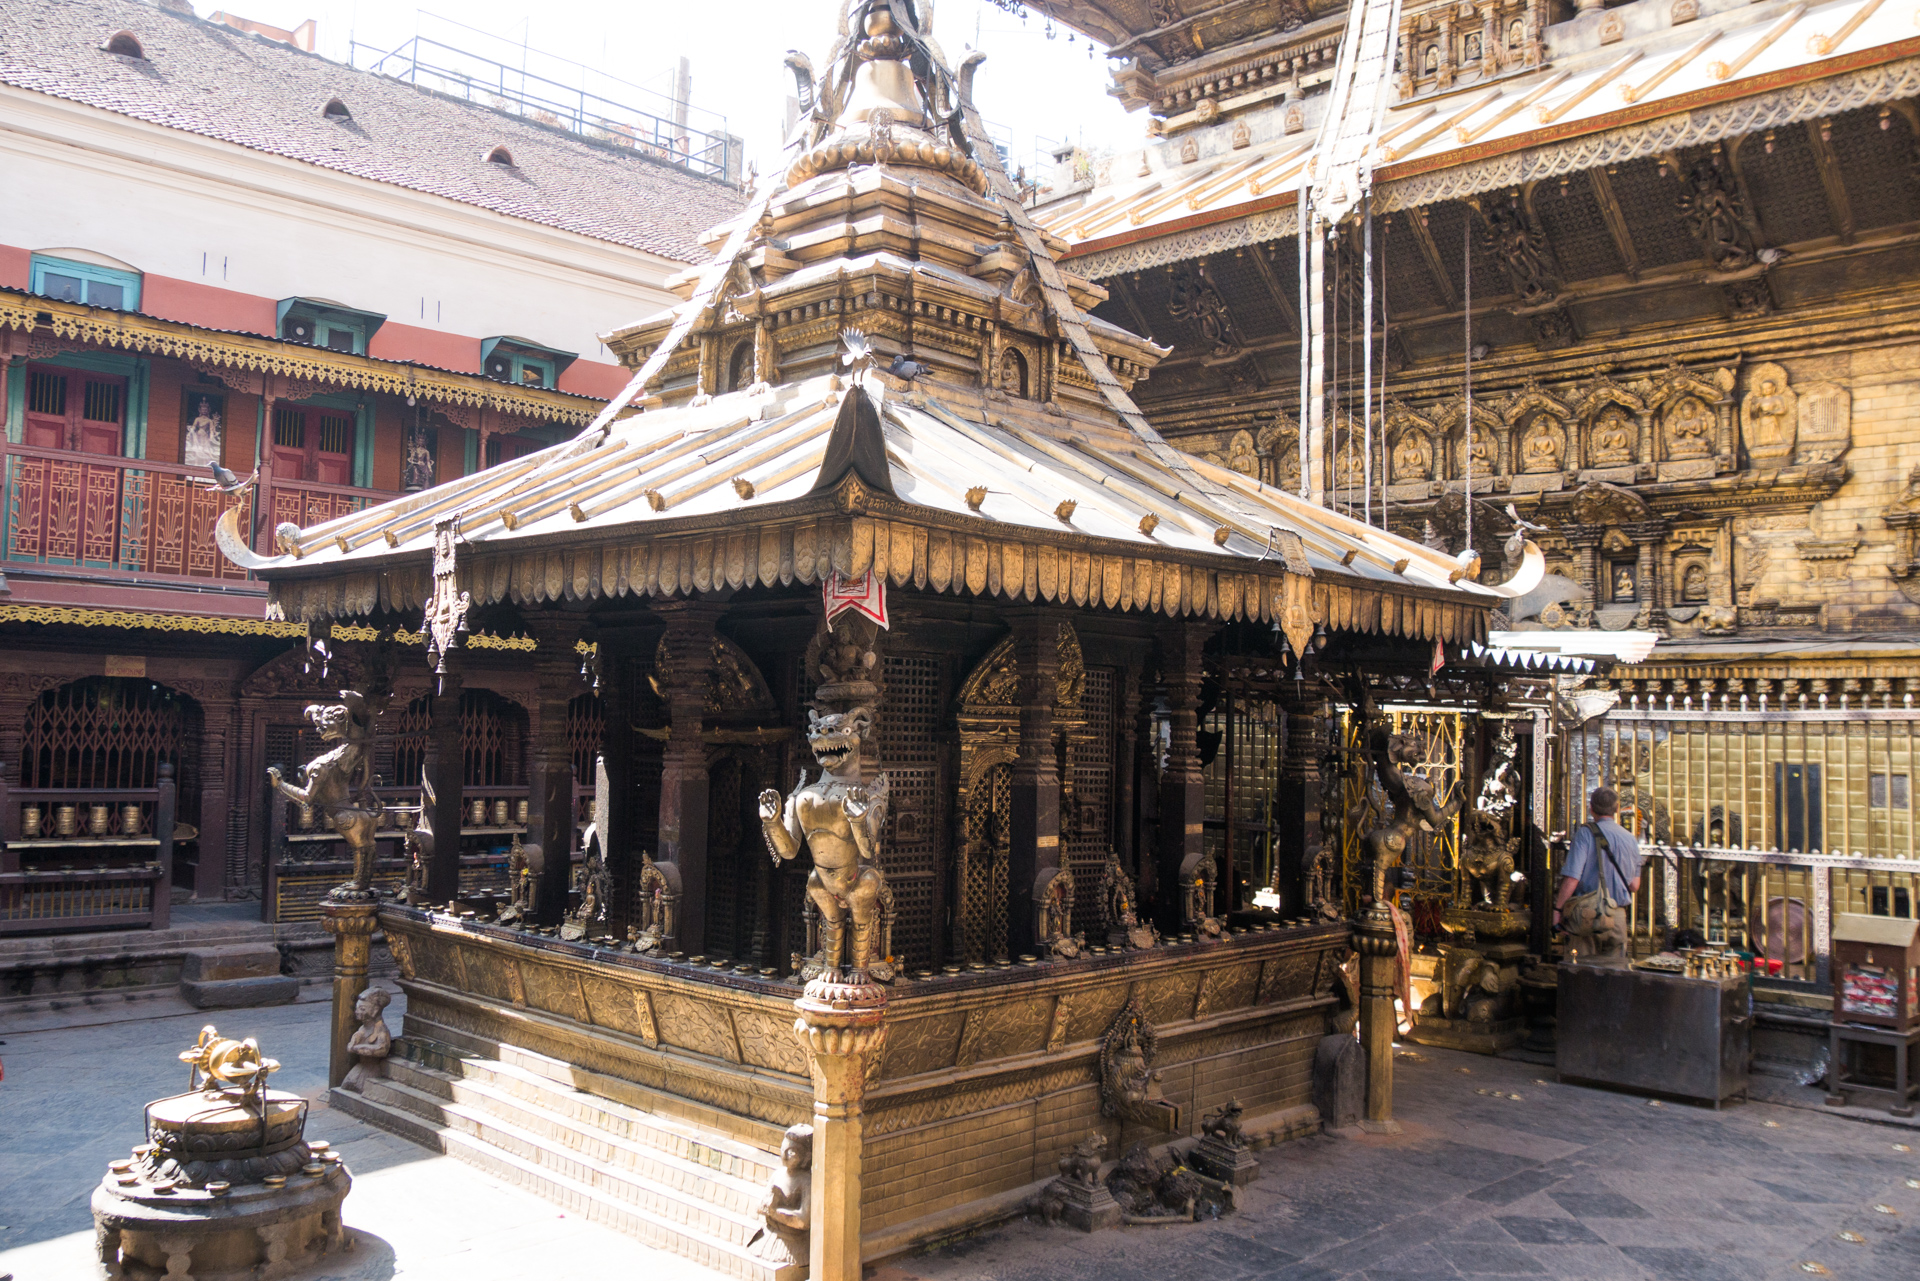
[1403,1014,1526,1055]
[381,909,1347,1250]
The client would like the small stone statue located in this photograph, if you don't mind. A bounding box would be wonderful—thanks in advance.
[1183,857,1223,938]
[563,828,610,941]
[1098,849,1157,949]
[340,987,392,1093]
[1460,811,1520,911]
[630,851,677,954]
[267,689,389,899]
[1099,1001,1179,1131]
[759,706,894,982]
[1037,1133,1119,1230]
[1191,1098,1262,1186]
[1035,865,1082,958]
[498,833,534,925]
[749,1123,812,1266]
[402,779,434,907]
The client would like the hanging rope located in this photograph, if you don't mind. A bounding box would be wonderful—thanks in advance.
[1462,212,1473,555]
[1362,194,1373,528]
[1379,214,1390,533]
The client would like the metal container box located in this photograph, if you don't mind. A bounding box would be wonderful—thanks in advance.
[1556,962,1750,1106]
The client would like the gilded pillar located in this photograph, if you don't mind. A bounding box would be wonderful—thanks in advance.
[793,975,888,1281]
[526,621,584,927]
[1114,653,1146,882]
[1276,694,1327,915]
[1156,623,1213,934]
[422,662,465,904]
[1007,608,1063,957]
[1354,904,1401,1133]
[656,599,725,954]
[319,900,379,1088]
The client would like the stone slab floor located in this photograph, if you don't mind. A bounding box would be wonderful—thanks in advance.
[5,991,1919,1281]
[889,1047,1920,1281]
[0,984,715,1281]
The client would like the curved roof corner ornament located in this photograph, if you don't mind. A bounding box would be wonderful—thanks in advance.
[215,505,279,571]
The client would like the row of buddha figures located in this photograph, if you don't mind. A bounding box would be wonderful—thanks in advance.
[1192,360,1849,492]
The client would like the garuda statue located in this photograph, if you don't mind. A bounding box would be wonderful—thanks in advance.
[268,689,388,899]
[760,706,895,982]
[1360,696,1462,906]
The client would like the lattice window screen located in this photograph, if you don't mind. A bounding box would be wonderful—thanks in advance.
[567,693,604,781]
[389,691,523,788]
[960,763,1012,963]
[880,653,942,971]
[1068,666,1116,932]
[21,677,186,789]
[707,756,745,959]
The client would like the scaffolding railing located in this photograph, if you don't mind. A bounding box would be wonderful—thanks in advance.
[349,34,738,182]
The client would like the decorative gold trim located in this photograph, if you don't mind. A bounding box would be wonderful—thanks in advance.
[0,604,536,649]
[0,292,598,426]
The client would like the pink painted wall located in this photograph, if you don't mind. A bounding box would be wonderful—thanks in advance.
[0,246,30,291]
[142,274,276,334]
[559,358,632,399]
[369,320,480,373]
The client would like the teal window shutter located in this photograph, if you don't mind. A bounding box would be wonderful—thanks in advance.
[31,255,142,311]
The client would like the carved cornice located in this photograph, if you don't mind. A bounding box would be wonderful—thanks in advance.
[1064,54,1920,279]
[0,291,599,425]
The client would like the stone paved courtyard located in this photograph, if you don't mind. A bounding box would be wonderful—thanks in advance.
[4,991,1919,1280]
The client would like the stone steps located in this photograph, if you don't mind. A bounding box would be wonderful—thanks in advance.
[331,1039,795,1281]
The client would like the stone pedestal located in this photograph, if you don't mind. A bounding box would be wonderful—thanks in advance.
[179,945,299,1010]
[319,900,379,1090]
[793,975,888,1281]
[1189,1135,1261,1187]
[1312,1032,1364,1129]
[1355,906,1401,1134]
[1407,936,1528,1055]
[1051,1175,1122,1232]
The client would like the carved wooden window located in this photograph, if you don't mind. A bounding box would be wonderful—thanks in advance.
[388,690,523,788]
[482,433,541,469]
[21,677,185,789]
[881,652,943,971]
[270,405,353,485]
[960,762,1012,964]
[567,692,604,781]
[23,364,125,456]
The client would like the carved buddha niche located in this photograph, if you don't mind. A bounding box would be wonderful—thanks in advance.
[1518,416,1565,474]
[1664,395,1714,460]
[998,348,1029,398]
[1225,429,1259,477]
[1423,44,1440,74]
[1392,429,1433,482]
[1459,427,1495,477]
[1741,363,1797,466]
[1462,31,1482,62]
[1273,436,1302,488]
[1681,563,1708,603]
[1508,18,1524,48]
[1589,406,1636,466]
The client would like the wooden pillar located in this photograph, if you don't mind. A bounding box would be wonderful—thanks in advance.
[422,662,465,905]
[656,599,725,955]
[1276,693,1328,916]
[525,622,582,927]
[1006,609,1063,958]
[593,633,645,937]
[1355,904,1402,1133]
[1156,623,1213,933]
[0,684,32,872]
[319,900,378,1088]
[793,978,887,1281]
[194,695,237,900]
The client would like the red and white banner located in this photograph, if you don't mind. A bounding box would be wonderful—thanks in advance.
[823,570,889,630]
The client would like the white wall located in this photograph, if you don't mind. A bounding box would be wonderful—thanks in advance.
[0,84,689,363]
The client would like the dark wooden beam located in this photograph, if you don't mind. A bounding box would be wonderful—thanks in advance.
[1586,167,1643,282]
[1406,212,1459,310]
[1805,119,1858,245]
[1243,242,1301,329]
[1112,274,1160,344]
[1106,0,1273,56]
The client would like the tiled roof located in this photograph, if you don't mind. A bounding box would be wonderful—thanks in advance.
[0,0,747,263]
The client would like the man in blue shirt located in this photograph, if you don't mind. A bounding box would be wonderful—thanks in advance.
[1553,786,1643,961]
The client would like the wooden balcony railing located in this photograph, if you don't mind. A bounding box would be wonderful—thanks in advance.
[2,442,387,583]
